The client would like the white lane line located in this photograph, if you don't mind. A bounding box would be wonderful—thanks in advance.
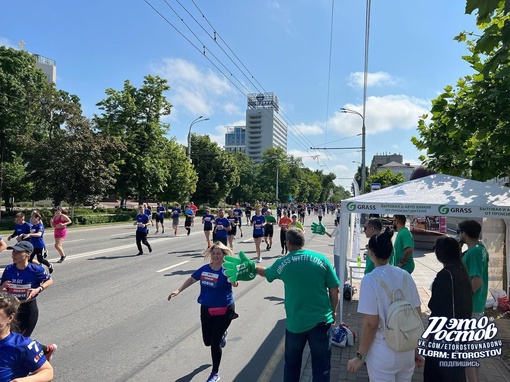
[47,237,173,261]
[46,239,85,245]
[156,261,190,273]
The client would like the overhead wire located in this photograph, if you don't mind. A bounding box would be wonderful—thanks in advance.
[144,0,332,169]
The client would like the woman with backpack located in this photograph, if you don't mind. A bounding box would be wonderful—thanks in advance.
[347,228,424,380]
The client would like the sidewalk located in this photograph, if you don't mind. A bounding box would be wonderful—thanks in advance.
[300,246,510,381]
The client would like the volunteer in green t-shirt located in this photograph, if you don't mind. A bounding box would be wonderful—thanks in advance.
[391,215,415,274]
[458,220,489,315]
[223,228,339,382]
[363,219,382,275]
[458,219,489,382]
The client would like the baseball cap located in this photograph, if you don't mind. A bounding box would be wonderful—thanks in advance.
[7,241,34,254]
[291,214,298,218]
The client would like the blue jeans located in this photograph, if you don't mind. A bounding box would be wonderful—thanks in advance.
[284,323,332,382]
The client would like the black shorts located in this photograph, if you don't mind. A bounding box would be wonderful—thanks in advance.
[228,226,237,236]
[156,217,164,223]
[216,237,228,246]
[263,225,274,237]
[253,234,264,239]
[204,226,213,232]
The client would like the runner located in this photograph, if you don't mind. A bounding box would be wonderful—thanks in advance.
[155,202,166,234]
[202,208,215,248]
[189,202,198,226]
[144,204,154,229]
[26,212,53,274]
[263,210,276,251]
[184,205,194,236]
[0,241,57,362]
[171,203,182,236]
[251,206,265,263]
[233,204,243,237]
[50,206,72,264]
[227,209,238,250]
[290,214,305,233]
[0,292,54,381]
[134,206,152,256]
[244,203,252,226]
[214,209,231,247]
[168,243,239,382]
[7,212,31,242]
[278,211,292,255]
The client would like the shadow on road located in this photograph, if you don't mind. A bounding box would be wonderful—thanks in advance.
[234,319,286,382]
[174,364,211,382]
[164,269,195,277]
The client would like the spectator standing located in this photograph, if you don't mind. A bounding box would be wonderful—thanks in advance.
[224,228,339,382]
[391,215,415,273]
[363,219,382,275]
[347,228,423,379]
[424,236,472,382]
[458,220,489,382]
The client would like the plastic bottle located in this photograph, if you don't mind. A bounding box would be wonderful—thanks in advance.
[357,253,361,267]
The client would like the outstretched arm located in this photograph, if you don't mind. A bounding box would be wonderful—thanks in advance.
[168,277,197,300]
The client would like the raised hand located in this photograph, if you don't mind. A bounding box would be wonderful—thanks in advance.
[311,221,326,235]
[223,251,256,282]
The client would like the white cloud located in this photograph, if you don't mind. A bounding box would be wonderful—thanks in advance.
[291,122,323,135]
[329,95,429,136]
[348,71,399,88]
[151,58,241,117]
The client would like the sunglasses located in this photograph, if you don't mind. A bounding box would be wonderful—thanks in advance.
[456,229,463,234]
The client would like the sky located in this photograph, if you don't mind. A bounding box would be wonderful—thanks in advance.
[1,1,477,190]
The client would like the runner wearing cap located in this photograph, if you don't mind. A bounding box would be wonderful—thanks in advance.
[1,241,57,361]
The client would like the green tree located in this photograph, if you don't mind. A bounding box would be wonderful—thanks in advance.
[0,47,49,214]
[95,75,172,203]
[156,138,197,203]
[298,168,322,202]
[412,2,510,180]
[366,169,405,190]
[191,135,239,206]
[354,165,369,193]
[229,152,257,203]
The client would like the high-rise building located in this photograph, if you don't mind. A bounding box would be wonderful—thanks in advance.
[32,54,56,84]
[224,126,246,154]
[245,92,287,163]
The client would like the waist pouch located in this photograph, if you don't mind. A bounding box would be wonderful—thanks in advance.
[208,307,228,316]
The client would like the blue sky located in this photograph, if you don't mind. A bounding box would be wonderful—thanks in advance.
[1,1,476,189]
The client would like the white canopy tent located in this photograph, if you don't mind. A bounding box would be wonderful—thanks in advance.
[337,174,510,320]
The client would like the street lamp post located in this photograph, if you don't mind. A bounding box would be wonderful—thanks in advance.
[341,108,366,194]
[187,116,209,162]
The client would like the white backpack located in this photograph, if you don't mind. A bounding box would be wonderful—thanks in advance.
[374,274,424,352]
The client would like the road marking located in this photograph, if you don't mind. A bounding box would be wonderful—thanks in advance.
[256,335,285,382]
[46,239,85,245]
[156,261,190,273]
[47,237,173,261]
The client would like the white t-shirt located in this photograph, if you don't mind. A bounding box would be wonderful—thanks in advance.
[358,264,421,339]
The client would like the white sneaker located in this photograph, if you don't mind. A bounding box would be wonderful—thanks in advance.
[256,258,262,263]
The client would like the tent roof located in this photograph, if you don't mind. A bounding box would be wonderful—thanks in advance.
[341,174,510,219]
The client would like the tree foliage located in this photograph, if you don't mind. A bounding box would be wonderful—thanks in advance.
[95,75,174,203]
[366,169,405,189]
[412,1,510,180]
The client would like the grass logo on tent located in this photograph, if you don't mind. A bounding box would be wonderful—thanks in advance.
[347,202,357,212]
[438,205,449,215]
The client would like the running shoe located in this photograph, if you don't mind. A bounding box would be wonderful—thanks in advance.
[136,252,143,256]
[56,256,66,263]
[162,229,165,233]
[206,372,220,382]
[240,233,243,237]
[256,258,262,263]
[48,264,54,274]
[45,344,58,362]
[155,230,159,234]
[220,330,228,348]
[148,246,152,253]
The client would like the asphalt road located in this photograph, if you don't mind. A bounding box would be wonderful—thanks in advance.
[0,214,339,382]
